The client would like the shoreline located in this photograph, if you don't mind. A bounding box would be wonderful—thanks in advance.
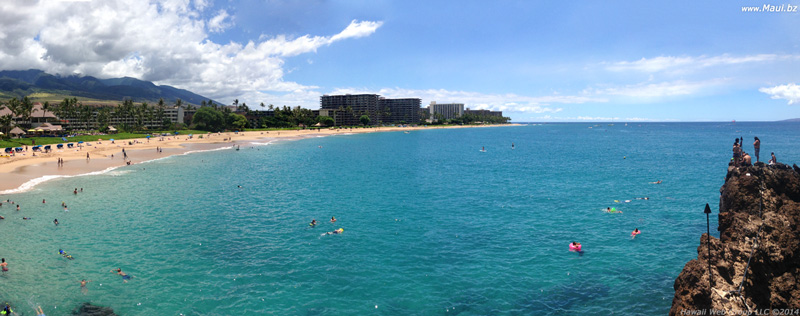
[0,125,507,193]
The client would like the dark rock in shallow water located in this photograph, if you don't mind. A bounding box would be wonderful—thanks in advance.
[670,164,800,315]
[71,303,117,316]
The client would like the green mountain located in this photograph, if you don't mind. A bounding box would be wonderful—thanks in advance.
[0,69,217,105]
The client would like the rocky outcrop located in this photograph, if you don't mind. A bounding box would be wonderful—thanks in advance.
[71,303,118,316]
[670,163,800,315]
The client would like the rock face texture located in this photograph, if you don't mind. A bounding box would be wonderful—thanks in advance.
[670,163,800,315]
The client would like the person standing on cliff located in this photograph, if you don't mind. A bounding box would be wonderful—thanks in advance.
[732,139,741,166]
[753,137,761,162]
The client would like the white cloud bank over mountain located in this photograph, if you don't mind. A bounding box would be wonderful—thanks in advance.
[0,0,381,104]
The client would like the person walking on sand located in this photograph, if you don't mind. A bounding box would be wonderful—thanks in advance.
[753,137,761,162]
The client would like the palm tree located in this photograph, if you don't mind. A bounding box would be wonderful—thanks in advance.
[18,96,34,128]
[0,114,12,135]
[41,101,50,122]
[175,98,183,109]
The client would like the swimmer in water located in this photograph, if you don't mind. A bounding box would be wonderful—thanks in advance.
[54,219,59,225]
[33,305,45,316]
[1,258,7,272]
[330,216,336,223]
[23,217,31,220]
[326,228,344,235]
[59,249,74,259]
[111,268,132,283]
[650,180,662,184]
[309,219,317,227]
[79,279,92,294]
[631,228,641,239]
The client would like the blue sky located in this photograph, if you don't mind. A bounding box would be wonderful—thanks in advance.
[1,0,799,121]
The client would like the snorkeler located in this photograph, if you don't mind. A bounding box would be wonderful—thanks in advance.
[326,228,344,235]
[59,249,74,260]
[111,268,132,283]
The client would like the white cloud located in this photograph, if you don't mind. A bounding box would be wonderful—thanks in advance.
[590,79,727,98]
[327,87,607,113]
[759,83,800,105]
[606,54,794,73]
[0,0,382,105]
[207,10,232,33]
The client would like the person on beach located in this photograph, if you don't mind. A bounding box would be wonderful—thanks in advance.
[111,268,132,282]
[631,228,641,239]
[1,258,8,272]
[33,305,45,316]
[753,137,760,162]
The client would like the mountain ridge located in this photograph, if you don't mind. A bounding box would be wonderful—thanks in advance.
[0,69,217,105]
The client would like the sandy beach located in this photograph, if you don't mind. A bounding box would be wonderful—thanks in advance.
[0,125,492,193]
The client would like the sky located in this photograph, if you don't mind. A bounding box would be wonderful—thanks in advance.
[1,0,799,122]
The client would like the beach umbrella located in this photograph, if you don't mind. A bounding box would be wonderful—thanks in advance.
[28,129,37,132]
[146,135,150,139]
[78,141,84,144]
[174,131,179,135]
[36,129,44,132]
[110,138,114,141]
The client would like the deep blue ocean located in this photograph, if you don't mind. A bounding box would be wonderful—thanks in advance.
[0,122,798,315]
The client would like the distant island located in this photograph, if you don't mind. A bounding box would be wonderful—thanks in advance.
[778,118,800,122]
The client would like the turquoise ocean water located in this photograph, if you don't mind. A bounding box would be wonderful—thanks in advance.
[0,122,798,315]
